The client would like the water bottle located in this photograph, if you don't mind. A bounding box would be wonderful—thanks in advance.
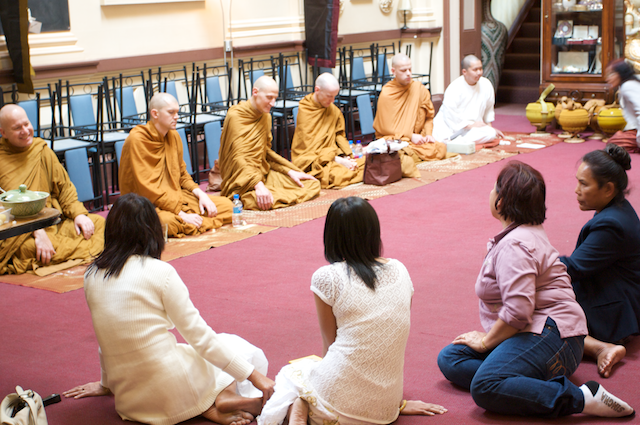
[349,140,354,156]
[355,140,363,158]
[232,194,243,227]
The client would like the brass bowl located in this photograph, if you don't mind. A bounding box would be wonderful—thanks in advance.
[0,184,49,217]
[597,108,627,135]
[526,102,556,132]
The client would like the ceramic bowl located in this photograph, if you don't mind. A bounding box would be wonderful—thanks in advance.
[558,109,589,134]
[597,108,627,134]
[0,184,49,217]
[526,102,556,131]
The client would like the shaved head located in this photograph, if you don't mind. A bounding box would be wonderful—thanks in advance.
[315,72,339,91]
[149,92,178,112]
[253,76,278,93]
[461,55,480,71]
[391,53,411,69]
[0,104,34,148]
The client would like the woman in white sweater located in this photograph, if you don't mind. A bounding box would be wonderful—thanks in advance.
[606,59,640,153]
[258,197,447,425]
[63,193,275,425]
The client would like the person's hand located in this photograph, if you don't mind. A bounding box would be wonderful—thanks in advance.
[34,229,55,265]
[74,214,95,239]
[334,156,358,171]
[178,211,204,228]
[194,189,218,217]
[400,400,448,416]
[254,181,274,211]
[247,370,275,406]
[424,135,437,143]
[287,170,317,188]
[452,330,488,353]
[63,381,110,399]
[494,128,505,139]
[411,133,427,145]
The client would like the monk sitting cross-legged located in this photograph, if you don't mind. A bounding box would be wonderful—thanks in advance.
[0,104,105,275]
[291,73,364,189]
[374,53,452,178]
[119,93,233,238]
[219,76,320,210]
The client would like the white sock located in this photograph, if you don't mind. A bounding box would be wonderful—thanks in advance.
[580,381,634,417]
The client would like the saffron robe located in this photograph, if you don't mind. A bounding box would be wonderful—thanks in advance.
[119,122,232,238]
[219,100,320,210]
[374,79,450,178]
[0,137,104,275]
[432,76,497,144]
[291,94,364,188]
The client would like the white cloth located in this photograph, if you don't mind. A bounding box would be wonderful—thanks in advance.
[619,79,640,146]
[84,255,266,425]
[258,259,414,425]
[433,75,497,143]
[363,138,409,154]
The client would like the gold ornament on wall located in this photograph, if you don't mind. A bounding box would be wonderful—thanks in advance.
[625,0,640,72]
[379,0,393,14]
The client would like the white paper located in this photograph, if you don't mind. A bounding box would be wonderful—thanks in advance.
[516,143,546,149]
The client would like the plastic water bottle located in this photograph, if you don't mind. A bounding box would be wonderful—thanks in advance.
[349,140,354,155]
[232,194,243,227]
[355,140,363,158]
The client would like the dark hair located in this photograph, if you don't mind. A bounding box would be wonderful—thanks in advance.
[324,197,383,290]
[581,144,631,204]
[89,193,165,278]
[608,59,638,85]
[495,161,546,225]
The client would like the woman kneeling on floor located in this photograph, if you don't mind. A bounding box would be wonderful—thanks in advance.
[63,193,275,425]
[258,196,447,425]
[437,161,634,418]
[560,144,640,378]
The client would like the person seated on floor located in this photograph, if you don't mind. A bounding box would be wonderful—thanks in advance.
[291,73,364,189]
[63,193,275,425]
[119,92,232,238]
[373,53,450,178]
[0,104,104,275]
[432,55,504,147]
[560,144,640,378]
[603,59,640,153]
[219,76,320,210]
[437,161,634,419]
[257,196,447,425]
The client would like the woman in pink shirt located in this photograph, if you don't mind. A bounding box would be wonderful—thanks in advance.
[437,161,633,418]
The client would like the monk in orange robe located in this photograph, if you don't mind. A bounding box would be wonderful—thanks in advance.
[374,54,452,178]
[219,76,320,210]
[0,105,104,275]
[291,73,364,188]
[120,93,232,237]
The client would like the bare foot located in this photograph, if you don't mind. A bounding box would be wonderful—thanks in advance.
[202,405,254,425]
[597,344,626,378]
[400,400,447,416]
[287,398,309,425]
[214,383,263,416]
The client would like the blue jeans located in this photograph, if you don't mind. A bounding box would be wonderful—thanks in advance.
[437,318,586,417]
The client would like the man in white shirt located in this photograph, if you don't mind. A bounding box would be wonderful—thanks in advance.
[433,55,504,146]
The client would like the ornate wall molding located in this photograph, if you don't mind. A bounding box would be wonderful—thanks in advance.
[100,0,203,5]
[0,32,83,60]
[379,0,393,14]
[229,16,305,39]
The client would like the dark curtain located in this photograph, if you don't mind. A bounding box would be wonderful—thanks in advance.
[0,0,34,93]
[304,0,339,68]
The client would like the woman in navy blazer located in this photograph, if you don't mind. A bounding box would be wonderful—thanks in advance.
[561,144,640,378]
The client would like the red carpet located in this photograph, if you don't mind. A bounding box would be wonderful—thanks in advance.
[2,139,639,425]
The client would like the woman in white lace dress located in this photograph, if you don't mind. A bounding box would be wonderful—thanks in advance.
[258,197,447,425]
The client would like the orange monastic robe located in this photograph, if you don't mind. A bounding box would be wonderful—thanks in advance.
[291,94,364,189]
[219,100,320,210]
[374,80,451,177]
[119,122,232,237]
[0,138,104,275]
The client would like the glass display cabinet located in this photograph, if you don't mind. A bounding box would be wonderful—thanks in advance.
[541,0,625,103]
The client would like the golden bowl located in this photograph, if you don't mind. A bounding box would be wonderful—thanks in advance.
[558,109,589,134]
[526,102,556,131]
[597,108,627,135]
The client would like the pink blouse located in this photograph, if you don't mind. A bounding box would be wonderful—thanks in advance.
[476,224,588,338]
